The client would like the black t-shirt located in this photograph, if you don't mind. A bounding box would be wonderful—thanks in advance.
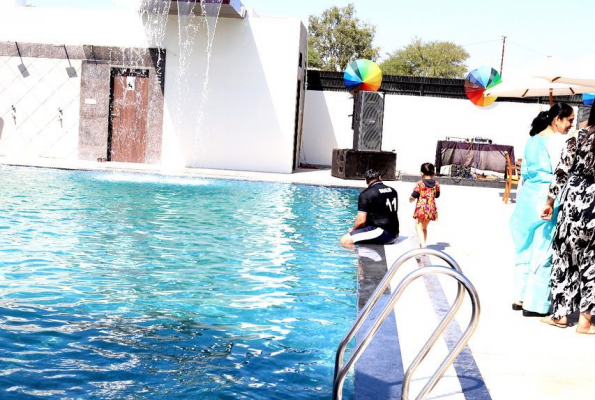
[357,181,399,236]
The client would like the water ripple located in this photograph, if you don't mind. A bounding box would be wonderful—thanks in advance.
[0,166,358,398]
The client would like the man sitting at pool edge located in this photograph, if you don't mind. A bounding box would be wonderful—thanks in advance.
[340,168,399,249]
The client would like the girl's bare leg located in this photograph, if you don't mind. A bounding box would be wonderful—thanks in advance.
[415,219,426,248]
[421,219,430,245]
[416,219,430,248]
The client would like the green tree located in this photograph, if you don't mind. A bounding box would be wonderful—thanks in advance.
[308,4,379,72]
[380,38,469,78]
[307,43,323,70]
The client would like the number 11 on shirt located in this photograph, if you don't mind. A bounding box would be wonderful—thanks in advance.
[386,197,397,212]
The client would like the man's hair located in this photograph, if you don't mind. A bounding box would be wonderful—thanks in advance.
[364,169,381,183]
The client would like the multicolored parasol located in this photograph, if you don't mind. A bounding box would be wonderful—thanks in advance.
[583,93,595,106]
[464,66,502,107]
[344,59,382,93]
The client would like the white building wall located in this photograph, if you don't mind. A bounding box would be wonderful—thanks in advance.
[302,90,554,174]
[300,91,354,166]
[0,7,305,173]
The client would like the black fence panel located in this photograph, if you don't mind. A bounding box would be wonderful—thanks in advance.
[306,70,584,106]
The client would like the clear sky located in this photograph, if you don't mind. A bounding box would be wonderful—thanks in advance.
[26,0,595,78]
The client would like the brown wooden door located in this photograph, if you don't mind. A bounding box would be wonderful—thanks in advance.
[109,69,149,163]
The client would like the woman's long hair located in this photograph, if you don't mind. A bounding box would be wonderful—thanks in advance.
[529,102,574,136]
[587,106,595,153]
[588,105,595,128]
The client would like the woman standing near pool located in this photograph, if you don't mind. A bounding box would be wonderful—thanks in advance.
[509,103,574,317]
[541,106,595,334]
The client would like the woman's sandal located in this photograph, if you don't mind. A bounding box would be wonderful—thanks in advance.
[539,315,567,328]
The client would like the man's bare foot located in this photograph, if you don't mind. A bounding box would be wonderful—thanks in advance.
[340,233,355,249]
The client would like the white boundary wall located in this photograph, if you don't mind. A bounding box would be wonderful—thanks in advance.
[0,7,306,173]
[301,90,556,174]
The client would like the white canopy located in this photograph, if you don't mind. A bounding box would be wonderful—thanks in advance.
[536,54,595,88]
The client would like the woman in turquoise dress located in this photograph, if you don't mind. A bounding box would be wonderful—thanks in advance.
[509,103,574,316]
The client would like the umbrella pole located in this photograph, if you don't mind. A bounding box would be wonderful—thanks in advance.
[549,89,553,106]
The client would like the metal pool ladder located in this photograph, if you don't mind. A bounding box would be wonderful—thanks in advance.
[332,248,481,400]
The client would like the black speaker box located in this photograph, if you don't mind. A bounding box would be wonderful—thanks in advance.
[331,149,397,180]
[352,91,385,151]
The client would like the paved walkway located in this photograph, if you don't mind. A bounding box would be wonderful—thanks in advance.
[376,180,594,400]
[2,159,593,399]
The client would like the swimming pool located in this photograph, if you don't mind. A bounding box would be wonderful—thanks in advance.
[0,166,359,399]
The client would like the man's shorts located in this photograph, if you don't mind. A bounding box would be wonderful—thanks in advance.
[349,226,397,245]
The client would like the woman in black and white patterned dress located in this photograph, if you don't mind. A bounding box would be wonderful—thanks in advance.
[541,107,595,334]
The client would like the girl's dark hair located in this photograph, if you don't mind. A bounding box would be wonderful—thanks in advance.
[588,105,595,128]
[421,162,435,175]
[529,102,574,136]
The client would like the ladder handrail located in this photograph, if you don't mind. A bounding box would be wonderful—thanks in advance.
[333,248,463,387]
[333,265,480,400]
[401,267,480,399]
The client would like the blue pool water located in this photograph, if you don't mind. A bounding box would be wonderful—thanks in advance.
[0,166,359,399]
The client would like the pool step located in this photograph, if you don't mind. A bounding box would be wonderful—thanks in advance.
[353,237,491,399]
[355,244,404,399]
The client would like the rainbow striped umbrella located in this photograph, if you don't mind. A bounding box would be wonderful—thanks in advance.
[464,66,502,107]
[344,59,382,93]
[583,93,595,106]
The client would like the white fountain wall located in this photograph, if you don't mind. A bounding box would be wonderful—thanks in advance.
[160,15,305,172]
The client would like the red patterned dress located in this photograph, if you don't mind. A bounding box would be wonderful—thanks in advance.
[412,179,440,221]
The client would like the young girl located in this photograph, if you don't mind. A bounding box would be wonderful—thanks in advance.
[409,163,440,248]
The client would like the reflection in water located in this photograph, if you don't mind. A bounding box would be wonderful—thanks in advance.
[0,166,359,399]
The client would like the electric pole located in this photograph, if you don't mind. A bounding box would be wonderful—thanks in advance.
[500,36,507,77]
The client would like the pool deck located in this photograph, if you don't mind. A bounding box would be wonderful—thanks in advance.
[2,158,594,400]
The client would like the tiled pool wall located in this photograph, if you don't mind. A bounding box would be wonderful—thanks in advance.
[0,42,165,162]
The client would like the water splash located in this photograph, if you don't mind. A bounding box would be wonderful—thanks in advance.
[192,0,223,166]
[203,1,224,53]
[139,0,172,49]
[174,1,203,127]
[138,0,172,83]
[114,0,224,168]
[177,1,202,77]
